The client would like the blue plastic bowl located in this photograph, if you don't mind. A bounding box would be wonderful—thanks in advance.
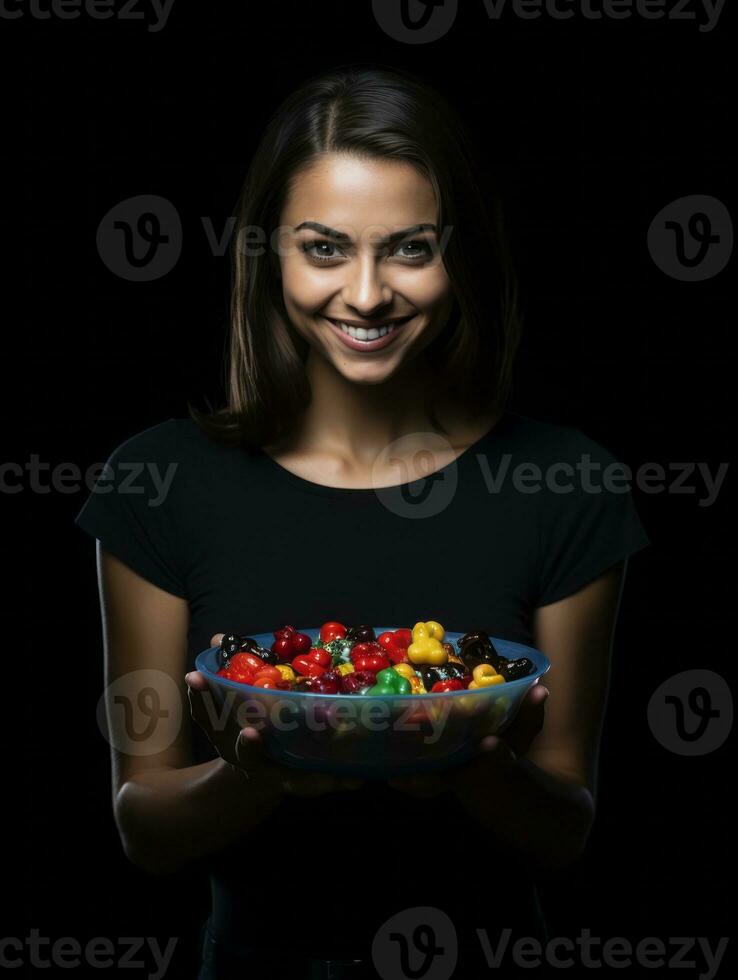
[195,628,550,778]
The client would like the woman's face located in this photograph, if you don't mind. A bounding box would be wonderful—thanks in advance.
[277,153,455,385]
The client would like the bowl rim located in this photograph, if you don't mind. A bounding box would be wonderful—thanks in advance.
[194,629,551,700]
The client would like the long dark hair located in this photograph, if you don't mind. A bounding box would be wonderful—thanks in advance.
[188,63,523,449]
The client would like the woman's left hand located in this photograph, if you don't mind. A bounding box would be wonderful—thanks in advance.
[386,682,550,799]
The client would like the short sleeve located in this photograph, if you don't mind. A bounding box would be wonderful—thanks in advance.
[535,428,650,607]
[74,419,188,598]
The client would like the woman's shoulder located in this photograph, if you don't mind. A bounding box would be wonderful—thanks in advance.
[500,411,623,467]
[107,417,252,461]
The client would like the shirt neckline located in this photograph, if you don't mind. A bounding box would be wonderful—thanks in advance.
[257,411,515,499]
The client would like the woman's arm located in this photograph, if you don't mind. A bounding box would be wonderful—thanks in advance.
[446,560,628,874]
[97,545,283,876]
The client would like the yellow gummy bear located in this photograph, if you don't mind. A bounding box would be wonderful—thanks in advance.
[407,635,447,666]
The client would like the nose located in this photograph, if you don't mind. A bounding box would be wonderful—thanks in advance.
[341,252,393,318]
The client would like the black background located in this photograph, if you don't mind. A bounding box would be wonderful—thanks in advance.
[6,1,734,977]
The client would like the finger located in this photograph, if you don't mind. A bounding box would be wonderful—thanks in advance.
[210,633,225,648]
[233,726,273,777]
[185,670,209,691]
[185,676,213,731]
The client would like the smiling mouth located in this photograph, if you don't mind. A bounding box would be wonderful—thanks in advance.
[325,316,414,341]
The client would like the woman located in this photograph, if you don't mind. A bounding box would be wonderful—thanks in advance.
[76,65,649,979]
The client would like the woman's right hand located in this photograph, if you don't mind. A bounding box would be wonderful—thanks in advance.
[184,634,363,799]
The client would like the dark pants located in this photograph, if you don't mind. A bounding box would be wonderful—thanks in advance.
[197,918,374,980]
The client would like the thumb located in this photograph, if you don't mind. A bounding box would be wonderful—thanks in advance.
[233,725,273,778]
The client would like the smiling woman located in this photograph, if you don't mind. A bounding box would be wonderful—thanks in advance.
[75,63,650,980]
[189,63,521,460]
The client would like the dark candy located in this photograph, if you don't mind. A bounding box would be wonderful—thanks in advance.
[253,644,280,665]
[345,624,376,643]
[457,630,506,672]
[498,657,535,681]
[415,662,469,692]
[220,632,243,663]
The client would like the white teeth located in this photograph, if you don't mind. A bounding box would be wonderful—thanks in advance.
[338,321,404,341]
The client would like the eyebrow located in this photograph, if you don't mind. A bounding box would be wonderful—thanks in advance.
[293,221,437,245]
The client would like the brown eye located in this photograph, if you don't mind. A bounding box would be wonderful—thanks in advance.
[300,240,343,262]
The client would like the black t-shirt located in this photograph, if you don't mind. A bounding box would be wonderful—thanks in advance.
[74,411,650,963]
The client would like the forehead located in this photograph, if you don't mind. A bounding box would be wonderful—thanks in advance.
[282,152,437,228]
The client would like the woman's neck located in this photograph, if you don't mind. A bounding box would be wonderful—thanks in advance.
[262,350,499,485]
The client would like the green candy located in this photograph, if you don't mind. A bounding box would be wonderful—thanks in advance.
[366,684,396,696]
[371,668,411,695]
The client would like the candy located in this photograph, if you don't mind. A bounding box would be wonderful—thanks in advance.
[499,658,535,681]
[320,621,347,644]
[456,630,505,671]
[414,662,468,692]
[467,663,504,689]
[340,669,377,694]
[377,629,412,664]
[431,679,465,693]
[345,625,376,643]
[325,637,356,666]
[270,624,313,661]
[214,620,535,694]
[407,621,447,666]
[366,667,412,696]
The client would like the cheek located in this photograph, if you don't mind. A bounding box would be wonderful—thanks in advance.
[281,257,338,311]
[394,266,453,308]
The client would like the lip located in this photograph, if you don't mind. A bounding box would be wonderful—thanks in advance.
[323,315,414,352]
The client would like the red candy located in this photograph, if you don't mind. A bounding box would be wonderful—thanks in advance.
[320,621,347,644]
[377,629,412,664]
